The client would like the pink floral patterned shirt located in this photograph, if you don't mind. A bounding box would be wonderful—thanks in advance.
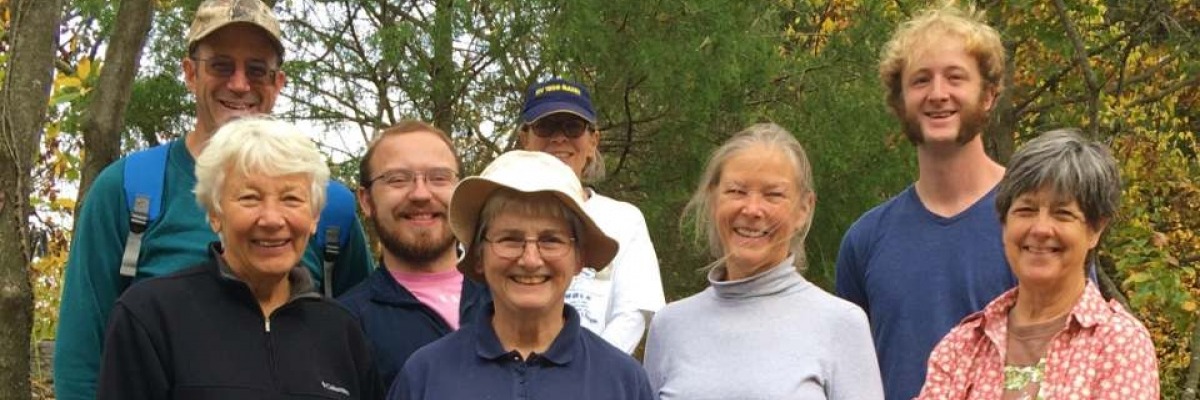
[916,282,1159,400]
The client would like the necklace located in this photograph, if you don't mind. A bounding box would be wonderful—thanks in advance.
[1003,358,1046,400]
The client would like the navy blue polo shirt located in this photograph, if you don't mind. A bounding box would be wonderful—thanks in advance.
[388,303,654,400]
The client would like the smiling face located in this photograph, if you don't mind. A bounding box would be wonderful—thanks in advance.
[519,113,599,178]
[183,23,286,138]
[359,131,459,269]
[209,169,317,282]
[713,145,813,280]
[478,210,582,318]
[1003,187,1106,293]
[899,36,995,146]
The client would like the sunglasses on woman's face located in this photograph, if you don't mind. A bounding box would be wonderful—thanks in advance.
[529,118,592,139]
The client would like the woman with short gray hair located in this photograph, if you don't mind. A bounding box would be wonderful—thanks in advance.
[918,129,1159,399]
[97,117,381,399]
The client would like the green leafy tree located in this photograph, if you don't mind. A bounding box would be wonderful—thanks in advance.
[991,1,1198,395]
[277,0,548,173]
[18,0,1199,396]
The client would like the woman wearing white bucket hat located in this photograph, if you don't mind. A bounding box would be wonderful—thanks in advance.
[387,150,653,400]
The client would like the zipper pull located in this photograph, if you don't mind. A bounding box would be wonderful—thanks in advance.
[265,318,271,332]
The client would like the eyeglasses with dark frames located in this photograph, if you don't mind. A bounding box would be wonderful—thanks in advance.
[191,56,279,84]
[483,233,575,260]
[528,118,592,139]
[366,168,458,190]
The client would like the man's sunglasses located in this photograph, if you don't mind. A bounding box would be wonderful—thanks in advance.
[529,118,592,139]
[191,56,279,84]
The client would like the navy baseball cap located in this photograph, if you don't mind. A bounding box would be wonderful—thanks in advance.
[520,79,596,124]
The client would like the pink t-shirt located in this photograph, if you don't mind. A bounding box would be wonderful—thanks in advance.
[389,269,464,330]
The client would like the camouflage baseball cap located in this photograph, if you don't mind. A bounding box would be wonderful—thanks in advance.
[187,0,284,57]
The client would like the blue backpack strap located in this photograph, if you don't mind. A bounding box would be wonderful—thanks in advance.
[317,181,356,297]
[120,141,173,279]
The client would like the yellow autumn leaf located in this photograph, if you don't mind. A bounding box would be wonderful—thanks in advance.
[53,154,67,177]
[820,18,836,35]
[45,123,59,142]
[56,76,82,89]
[1126,272,1152,284]
[1183,301,1197,312]
[53,198,76,211]
[77,58,92,80]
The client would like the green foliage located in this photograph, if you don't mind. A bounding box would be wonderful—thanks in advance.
[124,72,194,147]
[996,0,1200,393]
[26,0,1200,396]
[769,0,913,288]
[538,0,804,297]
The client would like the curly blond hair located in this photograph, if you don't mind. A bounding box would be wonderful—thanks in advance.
[878,3,1006,117]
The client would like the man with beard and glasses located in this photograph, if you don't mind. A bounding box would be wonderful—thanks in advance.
[834,4,1017,400]
[338,121,491,388]
[54,1,374,398]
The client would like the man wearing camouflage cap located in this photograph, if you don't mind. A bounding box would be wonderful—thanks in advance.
[53,1,373,398]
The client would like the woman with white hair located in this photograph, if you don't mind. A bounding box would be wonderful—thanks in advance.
[643,123,882,399]
[96,117,381,399]
[388,150,653,399]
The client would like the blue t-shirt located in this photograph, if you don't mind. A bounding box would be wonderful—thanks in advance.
[389,303,653,400]
[835,185,1016,400]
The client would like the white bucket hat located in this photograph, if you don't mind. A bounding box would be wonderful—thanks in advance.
[449,150,618,282]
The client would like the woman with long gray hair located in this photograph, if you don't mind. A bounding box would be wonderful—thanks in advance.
[643,123,882,399]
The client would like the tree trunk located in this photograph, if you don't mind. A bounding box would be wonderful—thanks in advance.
[429,0,455,133]
[1184,313,1200,400]
[986,80,1017,164]
[76,0,156,211]
[984,9,1018,164]
[0,0,61,398]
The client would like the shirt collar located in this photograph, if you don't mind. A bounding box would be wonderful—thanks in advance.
[978,281,1108,342]
[473,302,581,366]
[707,256,805,299]
[209,242,320,302]
[367,261,421,305]
[1066,281,1108,328]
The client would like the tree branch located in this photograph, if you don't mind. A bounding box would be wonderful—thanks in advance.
[1051,0,1102,138]
[469,125,503,156]
[1013,24,1134,117]
[1181,254,1200,267]
[1129,74,1200,108]
[1096,256,1132,312]
[78,0,154,209]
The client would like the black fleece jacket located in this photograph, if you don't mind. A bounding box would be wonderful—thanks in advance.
[97,244,382,400]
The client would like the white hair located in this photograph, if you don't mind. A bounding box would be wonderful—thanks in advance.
[194,116,330,216]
